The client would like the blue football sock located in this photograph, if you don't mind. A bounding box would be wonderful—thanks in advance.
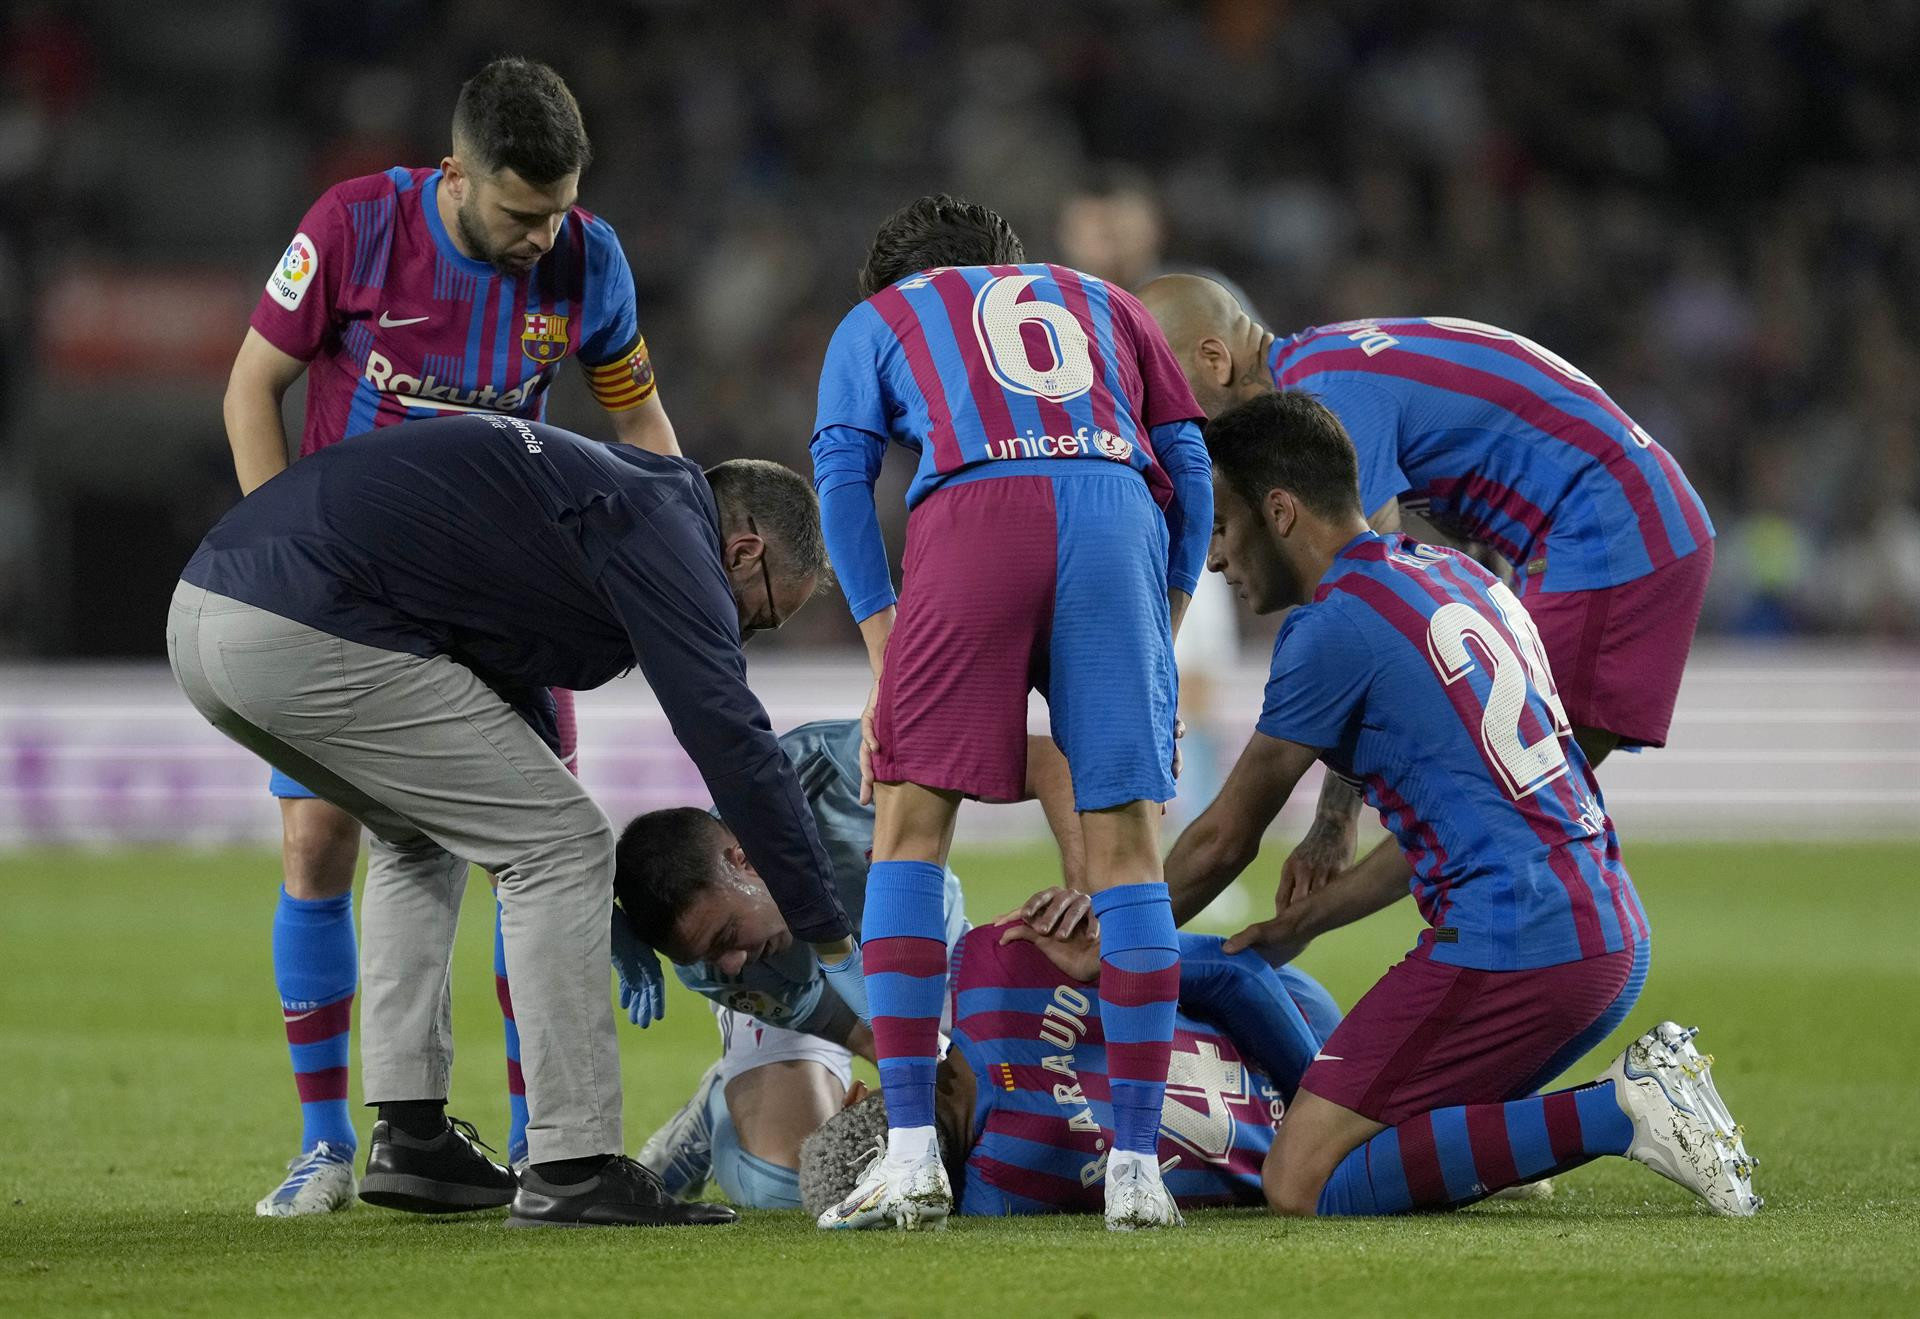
[862,861,951,1132]
[272,888,357,1154]
[1316,1081,1635,1215]
[1092,882,1180,1156]
[494,895,528,1166]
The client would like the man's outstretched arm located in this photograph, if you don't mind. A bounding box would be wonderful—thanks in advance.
[1165,732,1321,926]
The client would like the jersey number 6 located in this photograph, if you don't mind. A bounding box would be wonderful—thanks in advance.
[971,273,1097,403]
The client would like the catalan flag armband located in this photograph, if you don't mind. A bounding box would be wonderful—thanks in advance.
[584,334,658,412]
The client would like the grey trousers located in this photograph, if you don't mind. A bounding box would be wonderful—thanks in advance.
[166,582,622,1162]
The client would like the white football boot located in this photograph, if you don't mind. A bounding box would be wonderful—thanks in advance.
[635,1061,722,1200]
[1652,1021,1757,1183]
[1600,1027,1761,1217]
[1104,1153,1184,1231]
[255,1141,356,1217]
[815,1144,952,1231]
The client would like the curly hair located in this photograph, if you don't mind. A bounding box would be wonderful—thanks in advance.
[797,1091,892,1216]
[798,1090,957,1216]
[856,194,1025,298]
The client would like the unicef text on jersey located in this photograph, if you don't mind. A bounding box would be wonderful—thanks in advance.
[983,426,1136,464]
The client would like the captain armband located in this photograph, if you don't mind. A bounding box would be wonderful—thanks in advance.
[584,334,658,412]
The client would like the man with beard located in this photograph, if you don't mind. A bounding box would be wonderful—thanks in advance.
[221,57,676,1215]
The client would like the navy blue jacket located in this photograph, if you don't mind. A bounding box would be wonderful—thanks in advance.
[182,413,849,943]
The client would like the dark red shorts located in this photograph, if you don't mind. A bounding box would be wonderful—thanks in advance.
[1519,542,1712,748]
[1300,944,1645,1126]
[871,471,1176,808]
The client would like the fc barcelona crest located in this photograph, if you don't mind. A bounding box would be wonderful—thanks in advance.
[521,312,570,363]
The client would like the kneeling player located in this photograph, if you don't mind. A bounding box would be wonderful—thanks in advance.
[611,720,1076,1207]
[1162,391,1757,1217]
[798,908,1341,1218]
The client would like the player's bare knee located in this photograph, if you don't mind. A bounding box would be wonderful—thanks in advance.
[727,1061,844,1168]
[280,801,360,899]
[1261,1160,1321,1217]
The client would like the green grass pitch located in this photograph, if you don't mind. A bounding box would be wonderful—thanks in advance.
[3,841,1917,1317]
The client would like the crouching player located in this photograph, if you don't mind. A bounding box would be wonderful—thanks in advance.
[611,720,1082,1208]
[1163,390,1758,1217]
[798,900,1342,1218]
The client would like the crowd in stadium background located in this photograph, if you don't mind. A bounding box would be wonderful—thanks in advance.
[2,0,1916,655]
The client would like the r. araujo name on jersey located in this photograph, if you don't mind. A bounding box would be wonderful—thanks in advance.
[814,262,1199,509]
[1269,317,1713,593]
[249,165,657,456]
[950,929,1278,1215]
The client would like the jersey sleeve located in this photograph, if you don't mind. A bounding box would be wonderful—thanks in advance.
[812,303,891,439]
[1175,934,1323,1094]
[577,216,657,412]
[1110,285,1206,429]
[592,475,849,943]
[1255,603,1374,750]
[1149,418,1212,596]
[248,186,354,362]
[1294,379,1411,518]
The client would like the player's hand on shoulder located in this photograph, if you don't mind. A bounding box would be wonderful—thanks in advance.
[1221,906,1311,967]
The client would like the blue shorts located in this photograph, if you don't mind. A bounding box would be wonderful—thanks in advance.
[872,466,1178,811]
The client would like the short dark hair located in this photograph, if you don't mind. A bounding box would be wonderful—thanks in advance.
[1204,390,1364,520]
[613,808,729,949]
[452,57,590,184]
[706,458,829,583]
[857,194,1026,297]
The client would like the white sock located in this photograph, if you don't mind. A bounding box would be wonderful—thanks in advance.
[887,1124,938,1164]
[1107,1148,1153,1179]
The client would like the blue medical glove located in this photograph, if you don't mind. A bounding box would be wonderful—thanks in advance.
[817,941,870,1023]
[610,906,666,1028]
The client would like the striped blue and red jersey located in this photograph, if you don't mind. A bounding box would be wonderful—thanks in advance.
[249,166,657,457]
[949,928,1283,1215]
[1259,532,1649,971]
[1269,318,1713,594]
[815,263,1204,508]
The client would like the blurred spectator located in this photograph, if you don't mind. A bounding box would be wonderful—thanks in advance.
[10,0,1920,653]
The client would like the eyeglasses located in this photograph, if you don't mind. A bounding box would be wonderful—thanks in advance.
[746,515,785,636]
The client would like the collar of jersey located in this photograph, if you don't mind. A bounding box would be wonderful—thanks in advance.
[422,170,502,280]
[1334,529,1383,562]
[1311,530,1384,602]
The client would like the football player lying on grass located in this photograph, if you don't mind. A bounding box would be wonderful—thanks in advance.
[800,890,1343,1218]
[611,720,1083,1208]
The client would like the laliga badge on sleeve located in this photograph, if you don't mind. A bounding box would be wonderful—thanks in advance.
[267,232,317,310]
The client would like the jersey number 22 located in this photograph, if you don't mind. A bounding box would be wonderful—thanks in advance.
[1425,579,1572,799]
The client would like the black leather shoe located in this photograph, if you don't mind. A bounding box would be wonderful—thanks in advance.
[359,1117,517,1214]
[509,1155,738,1227]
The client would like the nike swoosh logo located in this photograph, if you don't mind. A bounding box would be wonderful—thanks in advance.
[1312,1051,1343,1062]
[378,312,430,328]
